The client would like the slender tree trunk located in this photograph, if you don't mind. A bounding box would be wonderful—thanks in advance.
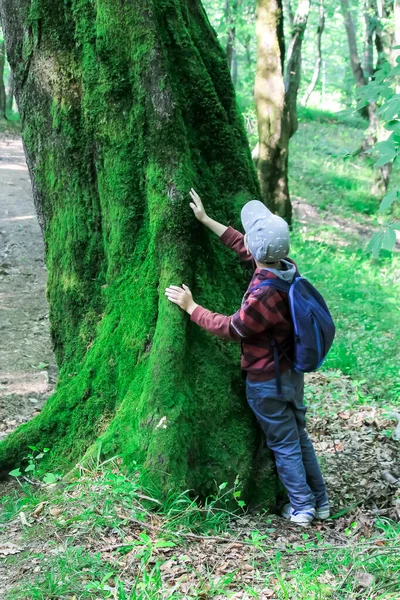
[284,0,295,29]
[302,0,325,106]
[244,34,252,70]
[340,0,367,88]
[5,69,13,113]
[0,0,277,504]
[225,0,242,83]
[231,46,238,86]
[0,40,6,119]
[363,0,377,78]
[284,0,310,137]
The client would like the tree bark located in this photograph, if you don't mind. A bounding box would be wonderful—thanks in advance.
[255,0,289,221]
[363,0,377,78]
[254,0,309,223]
[0,0,277,504]
[225,0,242,84]
[284,0,295,30]
[0,40,6,119]
[302,0,325,106]
[5,69,13,113]
[284,0,310,137]
[340,0,367,88]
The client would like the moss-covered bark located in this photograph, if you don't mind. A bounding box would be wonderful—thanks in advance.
[0,0,278,504]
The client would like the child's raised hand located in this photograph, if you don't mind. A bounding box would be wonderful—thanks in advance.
[165,284,198,315]
[189,188,207,223]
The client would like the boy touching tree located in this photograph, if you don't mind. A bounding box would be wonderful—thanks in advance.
[165,189,329,526]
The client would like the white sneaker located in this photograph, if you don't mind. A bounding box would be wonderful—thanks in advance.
[315,502,330,520]
[281,503,316,526]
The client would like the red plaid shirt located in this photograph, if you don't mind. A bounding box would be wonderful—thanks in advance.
[191,226,294,381]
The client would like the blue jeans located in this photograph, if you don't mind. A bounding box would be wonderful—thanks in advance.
[246,370,328,512]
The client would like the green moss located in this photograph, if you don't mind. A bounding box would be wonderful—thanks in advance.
[0,0,276,506]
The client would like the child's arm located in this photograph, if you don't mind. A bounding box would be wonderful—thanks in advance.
[165,285,285,341]
[190,189,254,267]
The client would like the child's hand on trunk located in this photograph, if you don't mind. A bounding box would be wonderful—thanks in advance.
[189,189,208,223]
[165,284,198,315]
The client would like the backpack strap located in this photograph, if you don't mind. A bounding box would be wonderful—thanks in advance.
[249,278,292,295]
[249,278,294,399]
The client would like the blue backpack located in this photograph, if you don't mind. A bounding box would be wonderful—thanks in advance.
[252,275,335,395]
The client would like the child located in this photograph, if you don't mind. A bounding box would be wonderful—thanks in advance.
[165,189,329,525]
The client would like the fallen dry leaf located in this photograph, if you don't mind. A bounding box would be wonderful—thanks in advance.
[261,588,275,599]
[0,543,23,556]
[32,502,46,518]
[19,512,31,528]
[50,506,63,517]
[355,570,375,588]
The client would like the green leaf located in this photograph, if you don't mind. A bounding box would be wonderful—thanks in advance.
[219,481,228,490]
[25,464,36,473]
[385,120,400,132]
[154,540,176,548]
[43,473,57,483]
[379,190,398,212]
[366,232,383,258]
[381,227,397,252]
[9,468,22,477]
[375,151,397,167]
[391,221,400,230]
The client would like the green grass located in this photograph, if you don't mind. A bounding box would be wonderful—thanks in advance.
[291,230,400,405]
[0,113,21,134]
[288,109,400,406]
[297,105,367,129]
[3,462,400,599]
[290,110,400,218]
[290,119,378,216]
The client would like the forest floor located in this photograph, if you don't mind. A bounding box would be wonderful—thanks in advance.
[1,120,400,599]
[0,132,57,443]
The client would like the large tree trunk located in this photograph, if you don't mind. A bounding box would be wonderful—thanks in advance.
[0,0,278,504]
[0,40,6,119]
[302,0,325,106]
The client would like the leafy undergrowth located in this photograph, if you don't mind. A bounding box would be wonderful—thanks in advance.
[0,117,21,136]
[1,374,400,600]
[290,110,400,220]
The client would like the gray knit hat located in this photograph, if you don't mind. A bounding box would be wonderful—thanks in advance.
[241,200,290,263]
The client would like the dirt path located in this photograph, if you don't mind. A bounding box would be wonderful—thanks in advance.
[0,134,56,440]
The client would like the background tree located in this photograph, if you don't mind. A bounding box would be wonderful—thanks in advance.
[0,39,6,119]
[254,0,310,223]
[0,0,278,504]
[5,68,13,113]
[225,0,242,85]
[302,0,325,106]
